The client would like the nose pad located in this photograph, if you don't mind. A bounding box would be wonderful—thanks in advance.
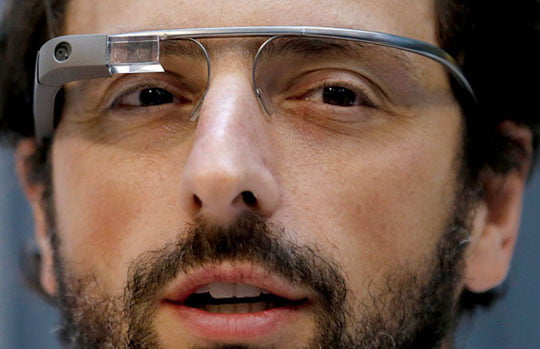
[254,87,274,116]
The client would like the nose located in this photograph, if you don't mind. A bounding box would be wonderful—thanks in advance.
[179,74,280,225]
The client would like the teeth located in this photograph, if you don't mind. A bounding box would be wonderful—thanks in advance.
[249,302,267,312]
[235,283,264,298]
[236,304,250,314]
[204,282,265,299]
[194,284,209,294]
[208,282,236,299]
[218,304,236,314]
[204,304,221,313]
[204,302,268,313]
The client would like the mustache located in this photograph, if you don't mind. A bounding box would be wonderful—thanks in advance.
[124,212,348,342]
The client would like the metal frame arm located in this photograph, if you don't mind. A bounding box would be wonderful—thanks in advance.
[33,26,476,143]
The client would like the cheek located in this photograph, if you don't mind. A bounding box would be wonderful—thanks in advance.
[277,106,462,285]
[51,138,188,289]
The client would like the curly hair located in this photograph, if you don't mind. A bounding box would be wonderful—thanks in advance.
[1,0,539,314]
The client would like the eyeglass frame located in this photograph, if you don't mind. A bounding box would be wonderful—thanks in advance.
[33,26,476,144]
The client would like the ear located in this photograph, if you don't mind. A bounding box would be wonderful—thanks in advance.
[15,139,57,296]
[464,122,533,293]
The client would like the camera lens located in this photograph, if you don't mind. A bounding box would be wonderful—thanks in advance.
[54,42,71,62]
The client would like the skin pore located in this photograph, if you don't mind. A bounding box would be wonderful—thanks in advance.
[17,0,531,348]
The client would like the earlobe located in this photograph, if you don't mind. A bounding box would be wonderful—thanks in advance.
[464,122,532,293]
[34,199,57,296]
[15,139,57,296]
[464,171,524,292]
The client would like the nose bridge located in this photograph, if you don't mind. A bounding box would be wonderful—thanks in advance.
[194,74,260,178]
[179,70,280,224]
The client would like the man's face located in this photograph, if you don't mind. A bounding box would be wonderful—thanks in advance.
[42,0,472,347]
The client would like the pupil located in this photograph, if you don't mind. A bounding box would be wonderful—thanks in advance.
[139,88,174,106]
[322,86,356,106]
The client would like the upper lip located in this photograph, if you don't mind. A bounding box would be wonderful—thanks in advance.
[161,262,310,305]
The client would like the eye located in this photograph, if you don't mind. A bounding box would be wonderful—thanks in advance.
[139,87,174,106]
[303,84,375,108]
[118,87,176,107]
[275,75,384,124]
[322,86,358,106]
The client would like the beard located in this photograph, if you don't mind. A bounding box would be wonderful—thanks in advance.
[48,200,473,349]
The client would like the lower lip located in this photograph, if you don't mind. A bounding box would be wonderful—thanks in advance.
[164,302,305,340]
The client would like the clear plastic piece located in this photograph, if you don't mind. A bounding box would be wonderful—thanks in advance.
[107,35,164,74]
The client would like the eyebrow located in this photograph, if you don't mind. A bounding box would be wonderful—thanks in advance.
[144,36,422,83]
[258,37,420,80]
[160,40,209,60]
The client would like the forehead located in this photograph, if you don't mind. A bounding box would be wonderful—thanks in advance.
[64,0,437,44]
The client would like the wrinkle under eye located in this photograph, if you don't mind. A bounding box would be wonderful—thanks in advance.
[139,88,174,106]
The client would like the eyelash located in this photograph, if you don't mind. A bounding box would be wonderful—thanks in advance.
[108,85,173,110]
[302,80,377,108]
[102,74,198,112]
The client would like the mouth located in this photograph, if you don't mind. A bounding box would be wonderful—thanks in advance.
[161,264,311,340]
[177,282,306,313]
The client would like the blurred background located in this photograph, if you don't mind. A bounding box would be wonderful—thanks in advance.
[0,0,539,347]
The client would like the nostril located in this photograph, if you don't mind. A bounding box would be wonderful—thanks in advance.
[241,191,257,207]
[193,194,202,208]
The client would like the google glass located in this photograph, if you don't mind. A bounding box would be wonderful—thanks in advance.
[33,26,476,143]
